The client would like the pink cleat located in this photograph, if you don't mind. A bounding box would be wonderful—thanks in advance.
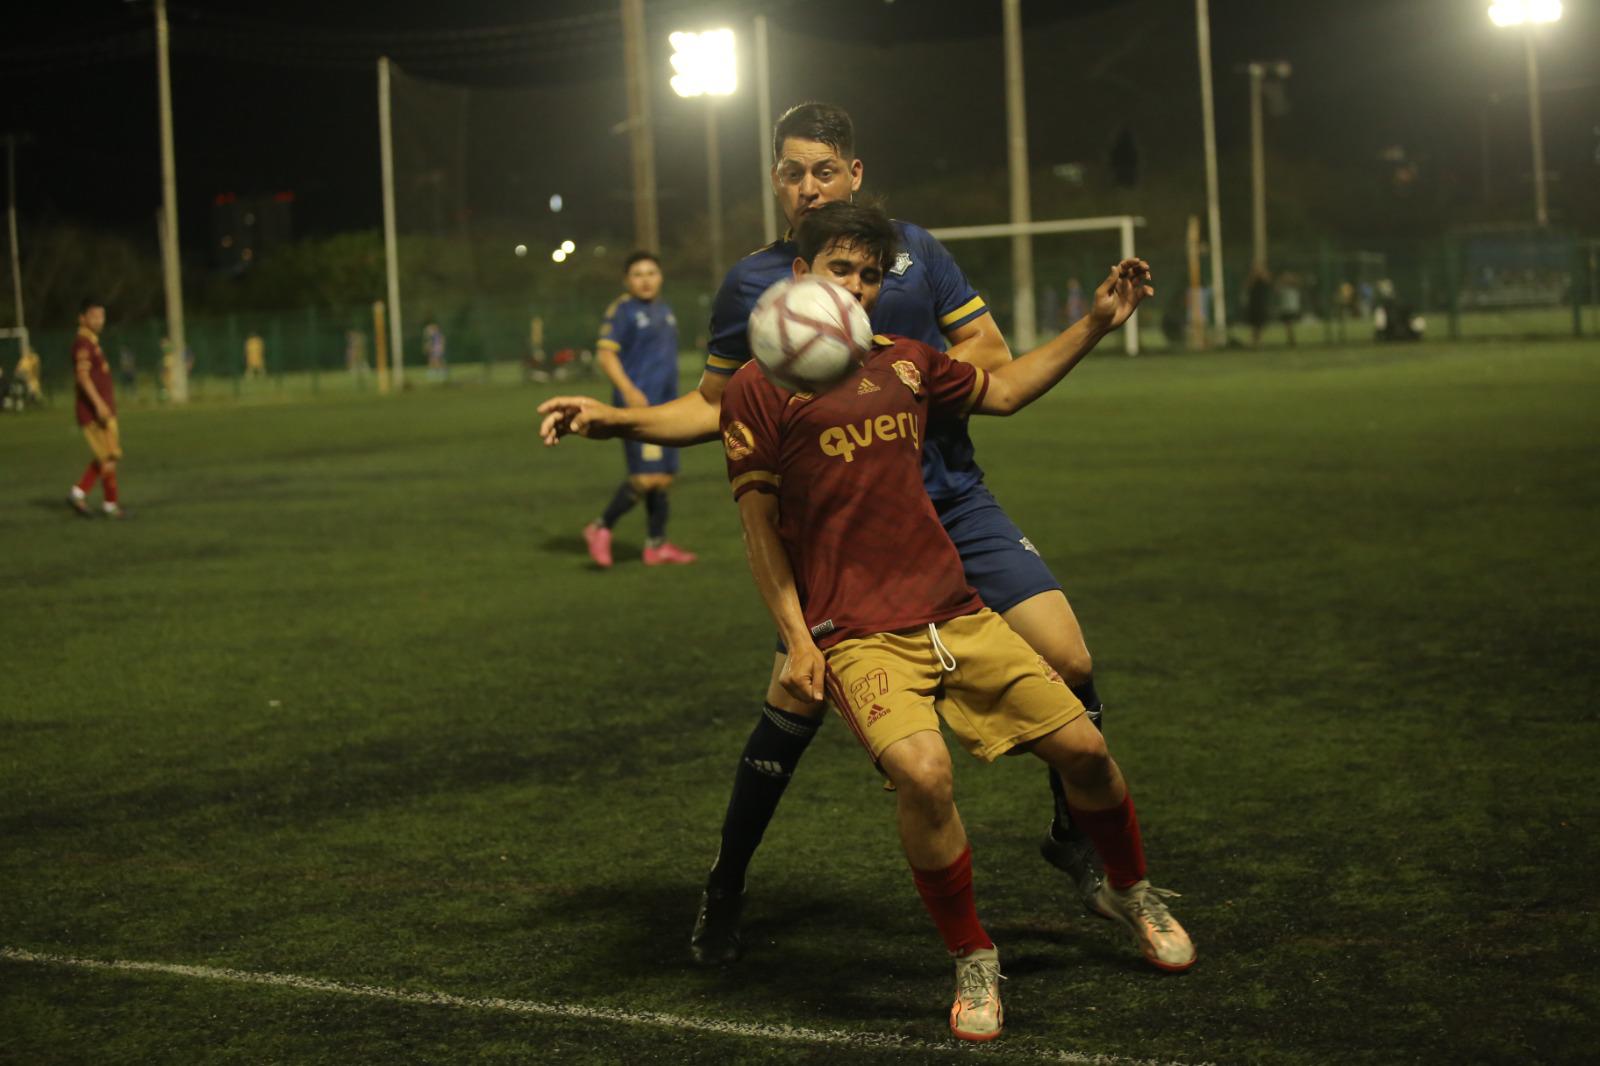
[583,522,614,569]
[642,541,697,566]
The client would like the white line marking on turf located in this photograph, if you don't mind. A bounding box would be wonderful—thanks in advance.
[1,946,1201,1065]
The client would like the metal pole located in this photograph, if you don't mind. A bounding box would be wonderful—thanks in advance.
[155,0,188,403]
[1524,32,1549,227]
[1248,62,1267,271]
[620,0,660,252]
[1001,0,1036,350]
[1195,0,1227,343]
[1120,216,1140,356]
[5,135,24,336]
[378,57,404,389]
[706,103,724,291]
[755,15,777,244]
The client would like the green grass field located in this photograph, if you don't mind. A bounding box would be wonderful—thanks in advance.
[3,339,1598,1064]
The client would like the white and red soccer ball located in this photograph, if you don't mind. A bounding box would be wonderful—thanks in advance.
[747,277,873,392]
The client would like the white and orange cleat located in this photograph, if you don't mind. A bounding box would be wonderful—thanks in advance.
[642,541,697,566]
[1091,879,1196,972]
[949,946,1004,1042]
[583,522,613,569]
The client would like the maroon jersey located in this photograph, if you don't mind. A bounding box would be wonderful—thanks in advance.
[722,335,990,649]
[72,327,115,427]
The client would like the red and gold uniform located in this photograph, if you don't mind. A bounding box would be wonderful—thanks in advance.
[72,326,121,462]
[722,336,1083,763]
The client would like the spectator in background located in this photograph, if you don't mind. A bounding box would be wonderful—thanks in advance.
[244,333,266,378]
[1244,266,1271,347]
[1065,276,1087,326]
[345,330,368,378]
[1274,272,1302,347]
[423,320,447,381]
[118,345,137,392]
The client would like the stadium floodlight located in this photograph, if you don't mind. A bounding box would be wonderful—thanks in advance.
[560,240,576,254]
[549,193,563,213]
[1490,1,1558,225]
[669,28,738,288]
[1488,0,1562,26]
[668,29,737,98]
[551,248,567,263]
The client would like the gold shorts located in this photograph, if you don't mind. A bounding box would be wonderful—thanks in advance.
[823,609,1084,764]
[83,418,122,463]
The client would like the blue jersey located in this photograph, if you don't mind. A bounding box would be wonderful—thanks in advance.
[599,294,680,406]
[704,220,991,501]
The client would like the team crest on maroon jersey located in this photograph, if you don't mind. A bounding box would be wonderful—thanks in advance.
[891,360,923,396]
[724,420,755,460]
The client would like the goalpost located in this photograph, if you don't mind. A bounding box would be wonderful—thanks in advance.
[927,215,1144,356]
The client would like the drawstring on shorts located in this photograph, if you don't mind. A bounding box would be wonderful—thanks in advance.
[928,622,958,673]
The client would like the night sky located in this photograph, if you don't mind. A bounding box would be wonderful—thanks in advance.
[3,0,1597,246]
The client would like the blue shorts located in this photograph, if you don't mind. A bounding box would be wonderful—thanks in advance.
[623,439,679,476]
[937,484,1061,614]
[775,484,1061,653]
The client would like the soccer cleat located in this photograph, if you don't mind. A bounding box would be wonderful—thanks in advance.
[1090,879,1196,972]
[103,503,125,520]
[949,946,1004,1042]
[68,491,92,518]
[583,522,613,568]
[689,886,744,965]
[1039,825,1106,915]
[642,541,697,566]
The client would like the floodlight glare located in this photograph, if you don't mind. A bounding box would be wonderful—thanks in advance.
[1488,0,1562,26]
[560,240,576,254]
[669,29,737,98]
[549,194,564,213]
[551,248,567,263]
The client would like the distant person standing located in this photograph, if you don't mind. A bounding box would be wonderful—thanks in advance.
[423,320,448,381]
[1064,276,1087,326]
[1274,272,1302,347]
[67,298,125,519]
[582,251,697,568]
[244,333,266,378]
[1244,267,1271,347]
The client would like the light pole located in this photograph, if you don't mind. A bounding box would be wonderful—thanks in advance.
[1489,0,1561,227]
[154,0,188,403]
[669,28,737,291]
[1242,60,1291,272]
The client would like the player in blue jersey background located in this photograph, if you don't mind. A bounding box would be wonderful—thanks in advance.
[541,103,1116,964]
[582,251,697,569]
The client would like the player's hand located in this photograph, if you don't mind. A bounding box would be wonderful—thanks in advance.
[780,640,827,705]
[1089,258,1155,331]
[95,408,111,428]
[537,395,623,445]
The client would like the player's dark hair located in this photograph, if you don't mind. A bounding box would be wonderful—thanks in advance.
[79,297,103,315]
[772,102,855,163]
[623,250,659,273]
[796,201,896,270]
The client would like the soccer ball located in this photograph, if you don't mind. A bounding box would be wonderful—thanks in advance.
[747,277,873,392]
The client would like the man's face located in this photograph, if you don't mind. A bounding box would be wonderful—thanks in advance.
[625,258,662,301]
[81,306,106,333]
[793,239,884,314]
[771,137,863,231]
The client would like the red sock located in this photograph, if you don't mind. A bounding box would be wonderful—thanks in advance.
[1068,792,1147,889]
[911,845,993,956]
[102,470,119,504]
[76,463,100,492]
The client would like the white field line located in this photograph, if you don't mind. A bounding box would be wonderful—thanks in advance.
[1,946,1203,1066]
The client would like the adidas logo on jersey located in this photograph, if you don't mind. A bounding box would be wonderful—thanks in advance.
[856,378,881,395]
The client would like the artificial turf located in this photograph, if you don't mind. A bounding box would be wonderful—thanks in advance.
[2,338,1597,1064]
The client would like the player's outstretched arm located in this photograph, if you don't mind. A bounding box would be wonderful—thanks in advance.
[737,491,825,704]
[537,370,730,447]
[976,258,1154,416]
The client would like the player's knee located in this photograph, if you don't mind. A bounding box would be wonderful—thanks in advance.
[1048,646,1093,687]
[1057,734,1116,793]
[101,459,118,475]
[891,752,954,812]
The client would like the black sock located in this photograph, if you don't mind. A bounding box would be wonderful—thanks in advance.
[1049,677,1105,840]
[706,703,822,896]
[600,482,637,528]
[644,489,668,542]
